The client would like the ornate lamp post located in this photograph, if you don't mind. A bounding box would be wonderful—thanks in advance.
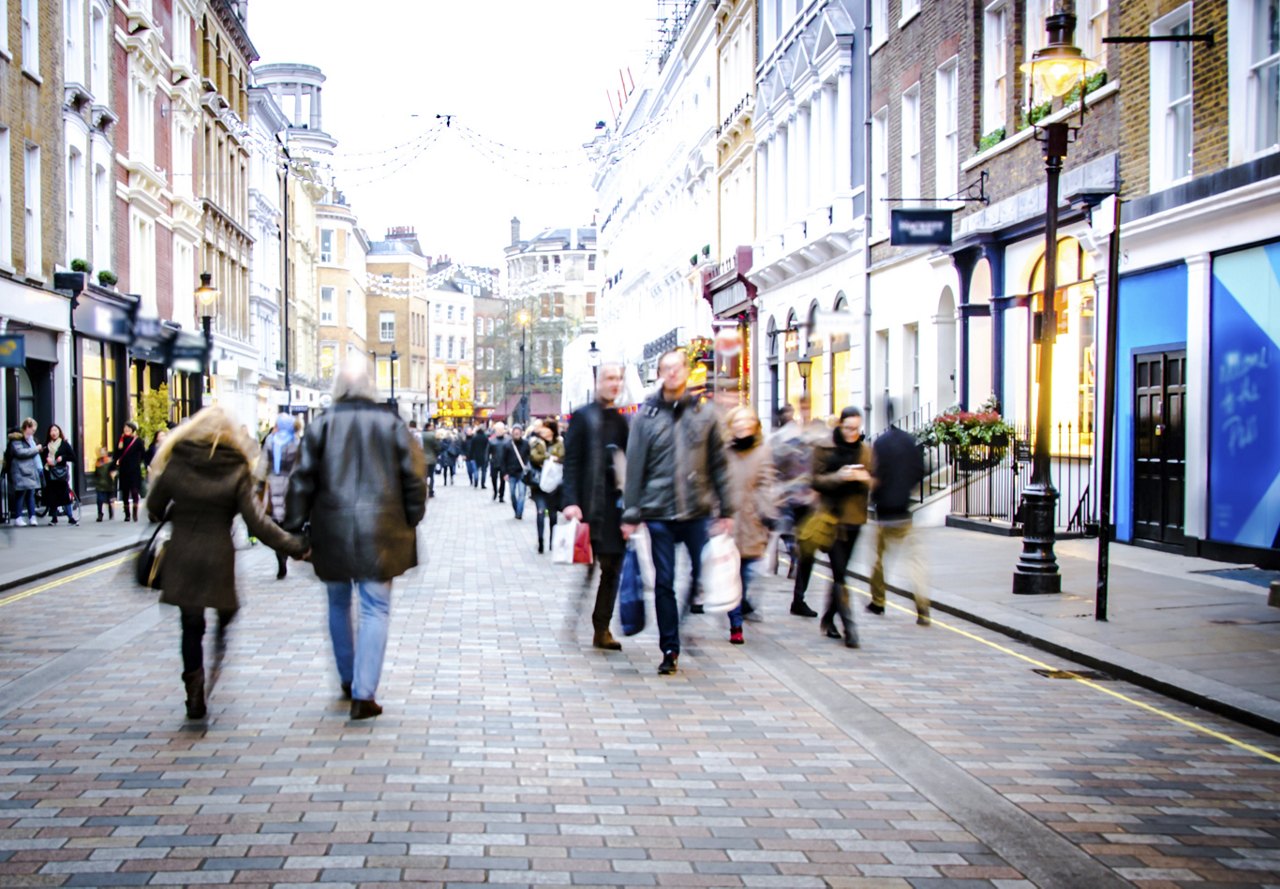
[588,339,601,401]
[1012,8,1099,595]
[517,309,530,424]
[389,347,399,407]
[194,272,218,404]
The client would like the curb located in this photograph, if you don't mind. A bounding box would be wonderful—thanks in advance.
[851,566,1280,738]
[0,542,140,594]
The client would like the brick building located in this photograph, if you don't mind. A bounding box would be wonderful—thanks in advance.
[366,227,432,424]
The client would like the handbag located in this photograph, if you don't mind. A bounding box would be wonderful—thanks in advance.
[699,533,743,614]
[796,506,839,556]
[539,458,563,493]
[48,463,69,482]
[618,542,646,636]
[572,519,593,564]
[135,510,172,590]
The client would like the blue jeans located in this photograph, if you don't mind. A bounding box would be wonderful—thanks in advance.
[324,580,393,701]
[508,475,527,517]
[465,459,477,485]
[15,490,36,520]
[646,518,710,656]
[727,557,757,629]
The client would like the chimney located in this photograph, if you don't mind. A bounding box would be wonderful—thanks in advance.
[510,216,520,246]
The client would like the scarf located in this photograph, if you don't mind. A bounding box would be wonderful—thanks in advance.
[271,413,296,475]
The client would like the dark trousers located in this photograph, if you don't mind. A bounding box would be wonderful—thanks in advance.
[426,464,436,497]
[593,551,624,634]
[533,489,557,544]
[490,465,505,500]
[787,504,815,601]
[179,607,237,674]
[647,518,709,656]
[441,461,454,484]
[822,524,863,633]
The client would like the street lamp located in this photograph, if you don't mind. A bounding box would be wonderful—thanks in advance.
[795,353,813,394]
[588,339,601,402]
[195,272,218,403]
[517,308,530,424]
[1012,9,1098,596]
[389,347,399,407]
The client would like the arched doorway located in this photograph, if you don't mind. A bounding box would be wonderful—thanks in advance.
[935,287,957,410]
[969,258,994,407]
[1027,236,1095,454]
[830,293,852,417]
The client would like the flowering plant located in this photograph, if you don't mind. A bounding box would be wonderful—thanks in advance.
[918,396,1015,455]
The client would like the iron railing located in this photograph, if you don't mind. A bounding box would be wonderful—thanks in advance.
[887,403,953,506]
[948,422,1097,535]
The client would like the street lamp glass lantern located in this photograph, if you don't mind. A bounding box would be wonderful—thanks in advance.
[195,272,218,310]
[588,340,601,368]
[1020,12,1099,100]
[795,356,813,382]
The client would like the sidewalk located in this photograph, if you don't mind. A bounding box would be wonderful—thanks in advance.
[4,501,1279,737]
[839,524,1280,735]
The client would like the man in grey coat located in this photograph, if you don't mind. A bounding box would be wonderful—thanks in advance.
[285,361,427,719]
[622,349,733,676]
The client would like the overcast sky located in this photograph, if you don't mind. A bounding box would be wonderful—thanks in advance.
[249,0,656,269]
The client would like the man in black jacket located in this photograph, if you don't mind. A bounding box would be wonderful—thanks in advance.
[467,426,489,488]
[562,363,630,651]
[622,349,733,675]
[868,406,929,626]
[488,422,509,502]
[499,425,532,519]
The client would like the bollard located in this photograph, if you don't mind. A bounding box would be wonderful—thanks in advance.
[1270,580,1280,609]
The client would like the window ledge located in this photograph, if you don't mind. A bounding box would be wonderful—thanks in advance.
[897,8,921,28]
[870,35,888,55]
[962,79,1121,172]
[0,262,16,277]
[21,67,42,86]
[0,47,11,63]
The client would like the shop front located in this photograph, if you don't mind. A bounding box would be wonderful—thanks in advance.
[72,285,136,488]
[701,247,757,411]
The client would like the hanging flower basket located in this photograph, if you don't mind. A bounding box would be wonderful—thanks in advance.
[920,398,1015,470]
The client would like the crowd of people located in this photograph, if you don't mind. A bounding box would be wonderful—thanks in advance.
[3,349,929,721]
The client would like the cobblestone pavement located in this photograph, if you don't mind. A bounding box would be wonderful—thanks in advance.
[0,479,1278,888]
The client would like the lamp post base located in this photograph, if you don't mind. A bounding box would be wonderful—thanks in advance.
[1013,482,1061,595]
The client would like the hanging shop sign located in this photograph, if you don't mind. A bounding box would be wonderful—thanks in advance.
[0,334,24,367]
[890,209,953,246]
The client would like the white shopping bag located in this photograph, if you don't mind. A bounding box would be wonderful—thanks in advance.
[550,517,578,564]
[540,458,564,493]
[699,533,742,613]
[632,522,656,591]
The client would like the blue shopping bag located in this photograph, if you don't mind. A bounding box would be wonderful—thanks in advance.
[619,543,646,636]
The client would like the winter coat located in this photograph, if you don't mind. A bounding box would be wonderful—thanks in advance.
[112,433,145,486]
[562,402,630,555]
[91,459,114,493]
[500,436,531,477]
[42,439,76,508]
[812,429,875,526]
[871,425,925,522]
[769,420,827,510]
[146,440,306,612]
[254,431,301,521]
[467,431,490,464]
[284,398,427,583]
[622,391,733,525]
[420,430,440,467]
[726,436,778,559]
[7,432,42,491]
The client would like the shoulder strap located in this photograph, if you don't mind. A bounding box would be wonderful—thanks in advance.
[513,441,526,471]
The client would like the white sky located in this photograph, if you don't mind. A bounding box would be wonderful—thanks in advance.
[249,0,657,269]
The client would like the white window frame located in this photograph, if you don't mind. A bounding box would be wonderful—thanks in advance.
[0,129,11,270]
[172,4,192,70]
[1023,0,1051,111]
[434,334,441,358]
[935,59,960,207]
[21,0,38,77]
[92,162,108,272]
[90,3,107,96]
[983,1,1009,137]
[1242,0,1280,157]
[319,228,333,263]
[1082,0,1109,73]
[128,210,156,314]
[379,310,395,342]
[1149,5,1195,190]
[0,0,9,56]
[65,0,85,84]
[871,106,889,235]
[901,84,921,208]
[899,0,921,28]
[320,286,335,324]
[447,336,455,360]
[24,144,41,277]
[66,146,84,265]
[871,0,888,51]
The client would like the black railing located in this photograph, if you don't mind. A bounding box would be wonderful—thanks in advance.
[889,403,953,506]
[948,422,1096,535]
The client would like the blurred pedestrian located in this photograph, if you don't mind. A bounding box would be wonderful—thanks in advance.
[7,418,41,526]
[488,422,509,502]
[256,413,302,580]
[440,431,458,485]
[562,363,630,650]
[41,424,77,525]
[723,407,777,645]
[529,419,564,554]
[811,407,874,648]
[91,446,115,521]
[145,405,308,721]
[501,424,531,519]
[468,425,490,488]
[770,397,826,617]
[622,349,734,675]
[144,428,168,469]
[420,420,440,498]
[112,421,145,522]
[284,361,427,720]
[869,405,930,626]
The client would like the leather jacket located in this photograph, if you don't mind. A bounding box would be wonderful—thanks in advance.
[622,391,733,524]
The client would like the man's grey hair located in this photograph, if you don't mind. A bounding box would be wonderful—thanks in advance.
[332,359,378,402]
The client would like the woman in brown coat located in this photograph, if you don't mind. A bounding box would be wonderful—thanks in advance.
[146,406,308,720]
[811,406,875,649]
[723,407,778,645]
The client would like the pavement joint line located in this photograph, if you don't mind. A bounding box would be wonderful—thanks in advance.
[0,554,135,607]
[742,630,1134,889]
[810,566,1280,765]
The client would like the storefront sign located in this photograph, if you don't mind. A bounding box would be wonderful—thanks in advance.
[0,334,24,367]
[890,209,953,246]
[712,281,752,317]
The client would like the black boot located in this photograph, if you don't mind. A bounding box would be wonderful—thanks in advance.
[183,669,206,720]
[276,553,287,580]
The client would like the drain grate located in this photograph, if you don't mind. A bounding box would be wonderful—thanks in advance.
[1034,668,1112,681]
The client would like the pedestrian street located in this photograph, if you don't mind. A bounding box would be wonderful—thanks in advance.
[0,479,1278,888]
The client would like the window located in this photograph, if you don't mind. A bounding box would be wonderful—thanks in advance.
[90,5,107,95]
[434,303,442,321]
[320,286,335,323]
[460,306,466,323]
[540,294,551,320]
[459,337,466,360]
[447,336,455,360]
[24,144,41,276]
[1250,0,1280,154]
[1023,0,1051,102]
[172,4,192,69]
[900,0,920,25]
[0,129,10,267]
[585,290,596,319]
[553,254,561,270]
[554,292,565,318]
[541,255,549,272]
[92,163,108,270]
[129,76,155,166]
[936,61,960,205]
[21,0,38,75]
[476,316,484,335]
[906,324,920,414]
[1150,7,1194,188]
[1083,0,1109,72]
[901,85,921,207]
[65,148,83,265]
[871,107,889,235]
[319,228,333,263]
[588,254,596,271]
[319,343,337,380]
[871,0,887,48]
[379,310,395,342]
[172,122,193,198]
[434,334,442,358]
[66,0,84,82]
[489,317,496,335]
[983,1,1009,136]
[0,0,9,54]
[128,212,155,313]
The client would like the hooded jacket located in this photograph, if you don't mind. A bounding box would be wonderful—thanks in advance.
[622,390,733,525]
[7,431,42,491]
[284,399,427,582]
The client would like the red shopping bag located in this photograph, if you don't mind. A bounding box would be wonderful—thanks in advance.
[572,521,594,564]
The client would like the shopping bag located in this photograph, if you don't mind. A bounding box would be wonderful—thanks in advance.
[551,517,577,564]
[796,506,838,556]
[619,543,646,636]
[572,520,593,564]
[632,522,656,591]
[699,533,742,614]
[539,458,563,493]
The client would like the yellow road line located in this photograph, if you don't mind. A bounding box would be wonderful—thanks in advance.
[810,569,1280,764]
[0,555,134,608]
